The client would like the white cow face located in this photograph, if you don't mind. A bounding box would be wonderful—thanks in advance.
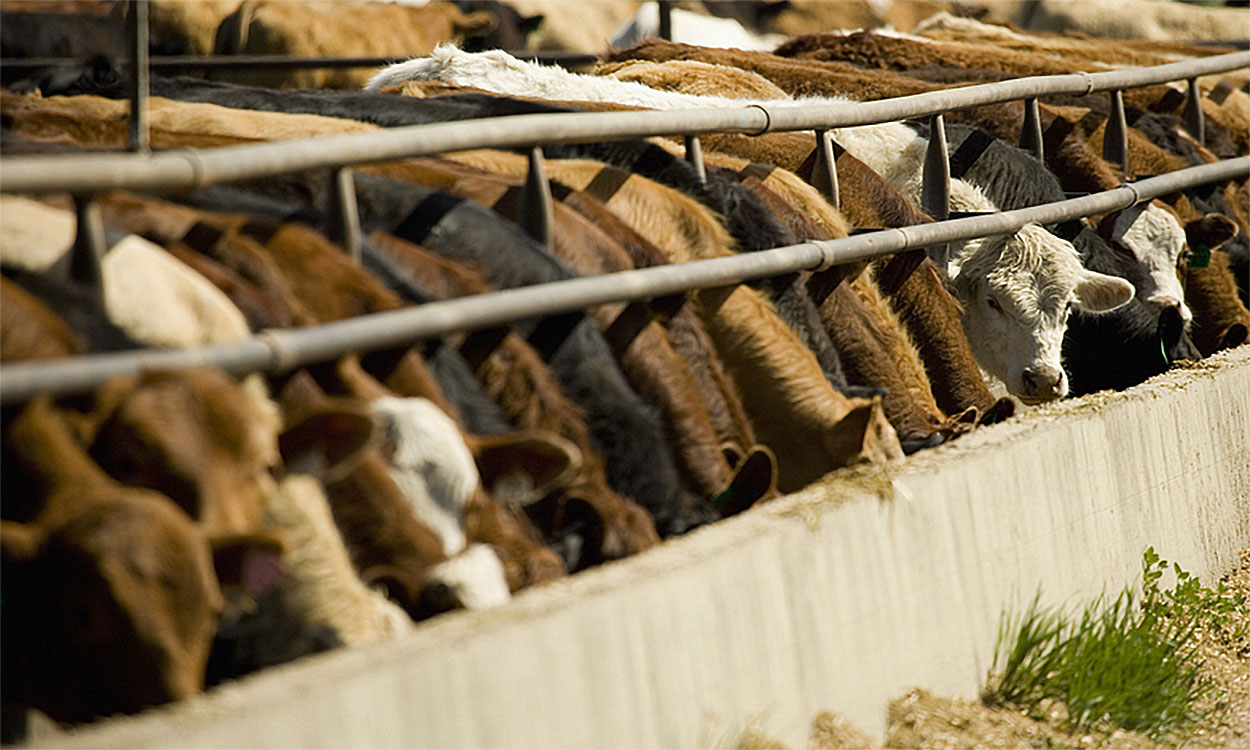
[953,224,1134,404]
[1103,203,1193,324]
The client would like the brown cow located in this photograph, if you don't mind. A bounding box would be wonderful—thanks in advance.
[212,0,497,88]
[1,397,224,725]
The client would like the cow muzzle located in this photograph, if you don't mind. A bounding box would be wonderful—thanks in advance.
[1019,364,1067,404]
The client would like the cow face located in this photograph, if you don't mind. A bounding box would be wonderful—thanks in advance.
[953,224,1134,403]
[1101,202,1195,324]
[1,498,223,725]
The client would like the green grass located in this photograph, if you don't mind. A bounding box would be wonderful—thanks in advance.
[981,548,1246,743]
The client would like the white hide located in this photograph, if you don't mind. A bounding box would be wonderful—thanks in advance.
[611,4,786,52]
[0,196,251,348]
[368,46,1135,401]
[369,396,478,558]
[424,543,511,610]
[0,195,77,268]
[266,475,413,647]
[1108,204,1193,324]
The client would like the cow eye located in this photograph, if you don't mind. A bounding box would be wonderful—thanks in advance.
[986,297,1003,313]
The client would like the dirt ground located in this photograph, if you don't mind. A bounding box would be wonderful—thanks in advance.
[741,549,1250,750]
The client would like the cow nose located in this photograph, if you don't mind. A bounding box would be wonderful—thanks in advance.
[1147,294,1193,324]
[1021,365,1065,401]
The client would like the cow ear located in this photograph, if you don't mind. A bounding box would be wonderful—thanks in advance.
[468,431,582,507]
[1073,269,1134,313]
[278,402,375,483]
[210,531,287,598]
[521,13,545,35]
[1185,214,1238,255]
[0,520,44,567]
[456,9,498,36]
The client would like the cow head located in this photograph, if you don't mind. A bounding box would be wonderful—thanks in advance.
[1095,201,1238,328]
[951,223,1134,403]
[87,369,282,538]
[1,498,222,725]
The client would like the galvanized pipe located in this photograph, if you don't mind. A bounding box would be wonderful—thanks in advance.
[1019,97,1044,162]
[520,146,554,250]
[4,156,1243,406]
[684,135,707,184]
[811,129,840,210]
[1183,77,1205,146]
[70,195,107,294]
[326,166,362,264]
[1104,89,1130,177]
[4,51,1245,196]
[922,114,951,268]
[128,0,149,153]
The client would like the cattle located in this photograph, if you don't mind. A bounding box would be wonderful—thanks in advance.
[0,11,126,89]
[596,59,790,100]
[899,120,1214,388]
[971,0,1250,43]
[429,147,903,484]
[0,395,288,726]
[611,3,786,51]
[0,275,84,361]
[211,0,498,89]
[770,29,1249,159]
[497,0,641,53]
[373,46,1137,402]
[0,196,252,349]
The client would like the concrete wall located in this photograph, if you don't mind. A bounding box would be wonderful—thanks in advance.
[38,347,1250,749]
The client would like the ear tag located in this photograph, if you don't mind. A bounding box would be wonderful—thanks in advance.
[1188,244,1211,269]
[1160,335,1170,367]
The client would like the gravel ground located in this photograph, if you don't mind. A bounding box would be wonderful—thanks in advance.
[743,549,1250,750]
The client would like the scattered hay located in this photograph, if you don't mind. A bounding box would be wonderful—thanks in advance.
[810,711,879,749]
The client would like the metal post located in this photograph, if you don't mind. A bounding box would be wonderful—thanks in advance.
[811,129,840,210]
[922,113,951,269]
[71,195,107,295]
[1104,89,1129,177]
[520,146,554,250]
[1019,97,1044,163]
[326,167,361,264]
[1183,77,1205,146]
[922,114,950,221]
[658,1,674,41]
[684,135,707,184]
[128,0,149,153]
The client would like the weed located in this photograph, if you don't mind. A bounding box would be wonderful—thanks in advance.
[981,548,1240,742]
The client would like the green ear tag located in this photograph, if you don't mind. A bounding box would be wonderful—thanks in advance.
[1160,335,1170,367]
[1188,244,1211,269]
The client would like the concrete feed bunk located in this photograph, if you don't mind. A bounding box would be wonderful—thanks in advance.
[28,345,1250,749]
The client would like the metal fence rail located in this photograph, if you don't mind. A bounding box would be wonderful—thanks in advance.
[3,51,1247,195]
[2,156,1244,406]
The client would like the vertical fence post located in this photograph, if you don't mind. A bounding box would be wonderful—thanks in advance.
[658,0,673,41]
[71,195,107,294]
[922,113,951,268]
[1183,77,1205,146]
[326,167,361,264]
[811,129,840,210]
[521,146,554,250]
[1104,89,1130,178]
[684,135,707,184]
[1019,97,1044,163]
[128,0,149,153]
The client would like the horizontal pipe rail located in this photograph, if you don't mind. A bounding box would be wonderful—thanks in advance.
[2,156,1244,406]
[1,51,1246,196]
[0,51,598,73]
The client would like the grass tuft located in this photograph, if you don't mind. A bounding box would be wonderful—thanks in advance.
[981,547,1246,742]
